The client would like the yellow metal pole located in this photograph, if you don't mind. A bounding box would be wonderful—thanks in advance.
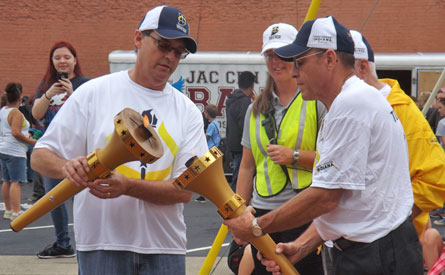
[303,0,322,23]
[199,224,229,275]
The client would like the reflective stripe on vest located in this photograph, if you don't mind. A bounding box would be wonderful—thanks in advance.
[250,94,318,197]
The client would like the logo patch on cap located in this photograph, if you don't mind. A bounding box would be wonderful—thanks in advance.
[269,26,282,41]
[178,13,186,26]
[176,13,187,33]
[355,47,366,55]
[313,35,332,44]
[271,26,279,35]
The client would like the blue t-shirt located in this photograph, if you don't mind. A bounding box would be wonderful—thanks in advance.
[206,120,221,149]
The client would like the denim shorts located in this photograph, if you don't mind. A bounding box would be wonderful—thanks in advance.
[0,153,27,183]
[77,250,185,275]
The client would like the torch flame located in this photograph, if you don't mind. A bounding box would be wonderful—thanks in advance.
[144,115,150,128]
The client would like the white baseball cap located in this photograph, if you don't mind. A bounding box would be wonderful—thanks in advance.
[261,23,298,54]
[350,30,375,62]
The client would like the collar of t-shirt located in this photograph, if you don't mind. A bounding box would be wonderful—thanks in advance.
[379,83,391,98]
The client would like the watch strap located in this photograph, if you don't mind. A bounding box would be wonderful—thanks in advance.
[252,217,263,237]
[292,149,301,164]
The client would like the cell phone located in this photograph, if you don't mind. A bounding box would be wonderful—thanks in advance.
[57,72,69,80]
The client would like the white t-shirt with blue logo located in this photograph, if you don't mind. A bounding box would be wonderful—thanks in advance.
[35,70,208,254]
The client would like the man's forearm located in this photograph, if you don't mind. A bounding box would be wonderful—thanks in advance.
[125,177,193,204]
[292,223,325,261]
[31,148,67,179]
[258,187,343,234]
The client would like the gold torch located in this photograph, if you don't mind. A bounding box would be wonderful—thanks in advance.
[174,147,299,275]
[11,108,164,232]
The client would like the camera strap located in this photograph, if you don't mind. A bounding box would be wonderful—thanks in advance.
[261,106,291,184]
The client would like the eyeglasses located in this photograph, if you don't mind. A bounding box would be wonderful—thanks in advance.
[148,34,189,59]
[293,50,326,69]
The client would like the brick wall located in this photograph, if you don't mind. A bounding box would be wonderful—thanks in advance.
[0,0,444,98]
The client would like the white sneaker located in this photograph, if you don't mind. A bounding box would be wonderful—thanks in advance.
[3,210,12,220]
[10,211,23,221]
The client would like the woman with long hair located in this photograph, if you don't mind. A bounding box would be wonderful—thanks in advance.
[235,23,326,274]
[32,40,89,128]
[1,82,36,220]
[31,40,89,259]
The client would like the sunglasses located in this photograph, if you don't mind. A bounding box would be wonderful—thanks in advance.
[264,52,280,62]
[148,34,189,59]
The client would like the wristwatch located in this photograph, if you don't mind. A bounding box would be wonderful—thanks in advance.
[292,149,301,164]
[252,217,263,237]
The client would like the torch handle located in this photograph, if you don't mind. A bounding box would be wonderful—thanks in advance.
[251,234,300,275]
[10,178,84,232]
[11,150,107,232]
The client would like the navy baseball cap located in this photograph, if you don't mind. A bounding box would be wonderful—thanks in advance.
[138,5,197,53]
[274,16,355,61]
[350,30,375,62]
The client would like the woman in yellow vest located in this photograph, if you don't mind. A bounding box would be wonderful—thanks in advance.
[236,23,326,274]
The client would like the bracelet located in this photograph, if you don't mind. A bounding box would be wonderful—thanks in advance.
[44,92,51,100]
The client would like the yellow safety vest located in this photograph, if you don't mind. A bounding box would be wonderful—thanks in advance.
[249,94,318,197]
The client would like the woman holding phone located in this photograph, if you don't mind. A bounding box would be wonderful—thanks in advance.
[32,40,89,128]
[31,40,89,259]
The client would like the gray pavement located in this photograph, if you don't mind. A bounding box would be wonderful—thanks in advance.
[2,181,445,274]
[0,256,231,275]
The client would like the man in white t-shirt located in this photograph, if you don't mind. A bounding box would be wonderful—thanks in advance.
[350,30,445,272]
[223,16,423,274]
[31,5,208,275]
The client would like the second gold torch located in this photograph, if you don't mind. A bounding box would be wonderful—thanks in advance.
[174,147,299,275]
[11,108,164,232]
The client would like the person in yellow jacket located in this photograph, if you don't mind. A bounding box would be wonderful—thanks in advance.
[235,23,327,274]
[351,30,445,270]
